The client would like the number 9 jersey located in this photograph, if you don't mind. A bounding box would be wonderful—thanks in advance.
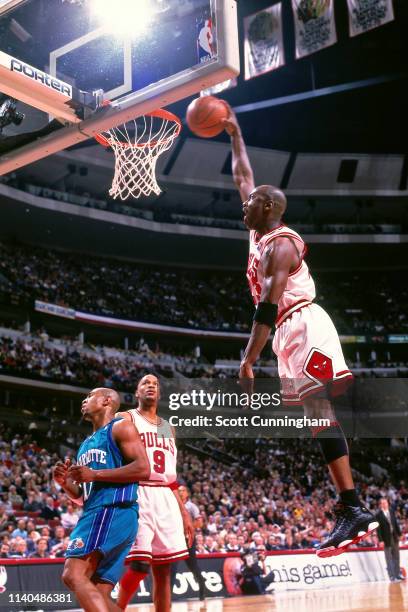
[128,409,177,485]
[125,409,189,565]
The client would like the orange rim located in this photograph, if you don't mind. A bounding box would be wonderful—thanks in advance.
[95,105,181,149]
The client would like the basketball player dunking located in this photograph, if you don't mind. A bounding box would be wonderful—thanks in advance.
[223,109,379,557]
[117,374,193,612]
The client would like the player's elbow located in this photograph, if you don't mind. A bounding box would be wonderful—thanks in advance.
[233,172,244,187]
[234,174,250,192]
[138,457,151,482]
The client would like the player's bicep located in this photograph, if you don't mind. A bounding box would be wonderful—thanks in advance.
[113,420,146,463]
[260,239,296,303]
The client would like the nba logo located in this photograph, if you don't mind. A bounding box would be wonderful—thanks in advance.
[197,18,215,64]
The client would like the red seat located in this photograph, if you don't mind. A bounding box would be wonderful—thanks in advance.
[48,518,61,529]
[27,511,41,518]
[14,510,27,517]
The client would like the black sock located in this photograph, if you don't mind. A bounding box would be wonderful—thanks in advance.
[339,488,360,507]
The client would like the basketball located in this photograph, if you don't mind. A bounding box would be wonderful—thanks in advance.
[186,95,229,138]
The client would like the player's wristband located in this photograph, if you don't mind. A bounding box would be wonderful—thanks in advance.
[253,302,278,327]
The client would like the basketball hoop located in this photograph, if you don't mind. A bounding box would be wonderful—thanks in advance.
[95,108,181,200]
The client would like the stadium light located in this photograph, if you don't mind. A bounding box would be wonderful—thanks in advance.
[91,0,154,37]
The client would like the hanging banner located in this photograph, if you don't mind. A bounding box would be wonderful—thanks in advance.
[244,3,284,80]
[347,0,394,37]
[292,0,337,58]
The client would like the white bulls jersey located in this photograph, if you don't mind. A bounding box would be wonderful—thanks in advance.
[128,409,177,486]
[126,409,188,565]
[246,224,353,405]
[247,224,316,327]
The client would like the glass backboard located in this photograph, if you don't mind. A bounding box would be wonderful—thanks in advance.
[0,0,239,174]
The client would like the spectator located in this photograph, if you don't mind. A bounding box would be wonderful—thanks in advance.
[224,533,241,553]
[8,485,23,507]
[376,498,403,582]
[195,533,207,554]
[266,535,283,551]
[0,505,10,530]
[60,502,79,530]
[30,537,49,559]
[50,525,65,550]
[23,492,42,512]
[40,496,60,520]
[9,538,29,559]
[40,526,51,544]
[204,535,219,553]
[11,519,27,540]
[1,494,13,515]
[26,528,41,554]
[0,542,10,558]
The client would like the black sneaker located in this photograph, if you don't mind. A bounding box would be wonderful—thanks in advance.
[316,502,379,558]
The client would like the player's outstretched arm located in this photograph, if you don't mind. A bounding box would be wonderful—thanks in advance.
[222,105,255,203]
[68,420,151,484]
[240,238,296,379]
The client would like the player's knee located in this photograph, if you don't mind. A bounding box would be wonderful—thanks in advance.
[304,397,334,420]
[130,560,150,575]
[61,567,80,591]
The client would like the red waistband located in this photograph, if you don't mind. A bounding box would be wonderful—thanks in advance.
[276,300,312,328]
[139,481,179,490]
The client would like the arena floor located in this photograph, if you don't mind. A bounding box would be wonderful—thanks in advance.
[126,581,408,612]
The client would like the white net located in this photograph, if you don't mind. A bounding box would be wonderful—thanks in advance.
[96,110,181,200]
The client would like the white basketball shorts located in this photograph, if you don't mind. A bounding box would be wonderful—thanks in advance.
[272,303,353,405]
[126,485,189,565]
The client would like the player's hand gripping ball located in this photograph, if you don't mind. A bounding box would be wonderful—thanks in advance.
[186,95,230,138]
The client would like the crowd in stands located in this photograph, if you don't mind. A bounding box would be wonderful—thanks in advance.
[1,420,407,560]
[1,327,407,394]
[0,422,81,560]
[1,240,407,335]
[0,328,211,391]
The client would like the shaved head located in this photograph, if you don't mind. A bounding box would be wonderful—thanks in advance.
[243,184,288,233]
[258,185,287,216]
[93,388,120,412]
